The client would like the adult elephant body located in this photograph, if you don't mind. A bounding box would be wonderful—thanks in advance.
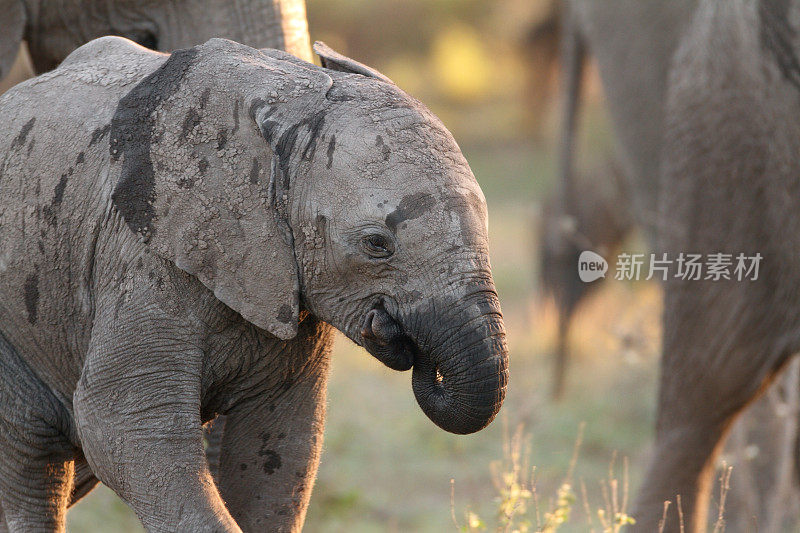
[549,1,800,530]
[0,37,508,532]
[0,0,312,80]
[563,0,697,231]
[631,0,800,530]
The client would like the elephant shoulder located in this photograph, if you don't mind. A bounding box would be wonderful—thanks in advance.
[62,36,165,67]
[51,37,168,89]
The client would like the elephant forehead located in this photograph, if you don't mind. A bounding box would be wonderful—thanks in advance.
[323,129,478,192]
[326,98,467,168]
[313,101,487,236]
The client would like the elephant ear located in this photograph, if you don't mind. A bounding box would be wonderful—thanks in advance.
[110,39,332,339]
[313,41,394,84]
[0,0,25,81]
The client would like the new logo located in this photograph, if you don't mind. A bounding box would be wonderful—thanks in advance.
[578,250,608,282]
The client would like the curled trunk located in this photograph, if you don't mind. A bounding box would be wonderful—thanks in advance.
[410,290,509,434]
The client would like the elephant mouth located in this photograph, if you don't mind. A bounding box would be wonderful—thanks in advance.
[360,304,417,371]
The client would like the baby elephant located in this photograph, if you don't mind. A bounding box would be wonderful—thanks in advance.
[0,38,508,532]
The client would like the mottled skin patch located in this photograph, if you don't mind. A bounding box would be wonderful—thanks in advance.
[385,192,437,232]
[269,110,327,190]
[11,117,35,150]
[375,135,390,160]
[52,174,69,207]
[88,124,111,147]
[216,129,228,150]
[180,107,202,141]
[260,450,282,475]
[326,135,336,169]
[199,87,211,109]
[301,112,326,163]
[232,99,241,133]
[252,99,275,139]
[177,176,195,189]
[110,48,199,238]
[23,273,39,325]
[256,431,283,475]
[445,191,486,237]
[41,171,71,227]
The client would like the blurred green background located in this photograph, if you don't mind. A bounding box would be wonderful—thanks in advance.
[60,0,665,531]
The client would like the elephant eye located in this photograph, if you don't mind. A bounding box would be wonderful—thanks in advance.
[362,233,394,259]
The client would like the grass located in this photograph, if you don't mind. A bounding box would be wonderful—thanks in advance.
[450,423,636,533]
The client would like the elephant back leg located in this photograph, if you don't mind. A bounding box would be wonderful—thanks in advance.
[0,332,77,532]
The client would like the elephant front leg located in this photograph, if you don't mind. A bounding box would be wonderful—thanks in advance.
[73,308,241,533]
[217,359,331,532]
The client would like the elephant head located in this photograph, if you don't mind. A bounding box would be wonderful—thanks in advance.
[0,0,312,78]
[110,38,508,434]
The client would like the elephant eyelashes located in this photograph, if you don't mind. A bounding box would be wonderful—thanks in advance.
[362,233,394,258]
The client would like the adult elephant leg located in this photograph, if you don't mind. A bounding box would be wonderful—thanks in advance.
[547,0,586,400]
[74,300,240,533]
[216,325,333,532]
[630,278,795,532]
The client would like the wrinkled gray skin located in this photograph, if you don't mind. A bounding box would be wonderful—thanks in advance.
[0,0,313,80]
[0,37,508,532]
[630,0,800,531]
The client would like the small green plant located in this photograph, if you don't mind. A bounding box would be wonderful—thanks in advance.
[451,422,644,533]
[539,482,576,532]
[451,422,584,533]
[583,452,636,533]
[451,422,535,533]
